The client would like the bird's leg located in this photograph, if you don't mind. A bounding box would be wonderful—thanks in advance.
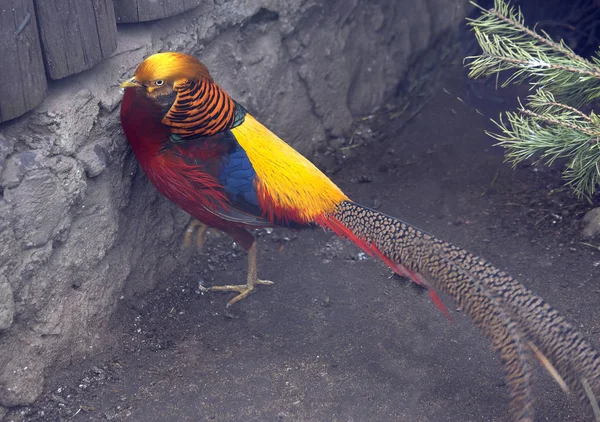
[207,228,273,307]
[183,219,208,249]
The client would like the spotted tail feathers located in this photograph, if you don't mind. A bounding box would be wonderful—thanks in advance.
[317,200,600,421]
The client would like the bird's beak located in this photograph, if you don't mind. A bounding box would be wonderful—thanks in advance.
[121,77,141,89]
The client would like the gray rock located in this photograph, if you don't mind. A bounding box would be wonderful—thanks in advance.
[0,275,14,331]
[0,134,13,174]
[582,207,600,239]
[0,201,18,280]
[4,170,69,249]
[76,137,112,177]
[31,90,99,156]
[0,354,44,407]
[0,151,41,189]
[0,0,470,408]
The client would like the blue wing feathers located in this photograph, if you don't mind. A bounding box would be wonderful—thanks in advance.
[218,144,260,207]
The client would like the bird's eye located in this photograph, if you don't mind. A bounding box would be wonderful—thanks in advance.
[155,80,164,86]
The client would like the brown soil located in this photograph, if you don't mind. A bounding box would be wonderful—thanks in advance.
[10,63,600,422]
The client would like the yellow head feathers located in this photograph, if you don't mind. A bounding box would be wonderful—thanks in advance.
[125,52,213,87]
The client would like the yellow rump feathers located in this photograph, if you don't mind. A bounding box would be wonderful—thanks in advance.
[134,52,212,84]
[231,114,348,222]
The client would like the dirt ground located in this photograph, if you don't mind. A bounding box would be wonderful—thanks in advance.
[10,62,600,422]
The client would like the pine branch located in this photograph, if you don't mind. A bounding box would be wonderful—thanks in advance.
[489,90,600,197]
[466,0,600,107]
[466,0,600,198]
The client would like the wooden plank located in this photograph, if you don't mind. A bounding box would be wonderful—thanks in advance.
[114,0,202,23]
[34,0,117,80]
[0,0,47,123]
[93,0,118,58]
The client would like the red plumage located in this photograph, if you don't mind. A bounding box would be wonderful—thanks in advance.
[121,86,232,231]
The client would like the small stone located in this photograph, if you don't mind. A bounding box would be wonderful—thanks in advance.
[91,366,104,375]
[582,208,600,239]
[104,410,117,420]
[51,393,67,404]
[19,406,35,417]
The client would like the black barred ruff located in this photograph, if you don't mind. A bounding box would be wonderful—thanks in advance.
[163,78,236,138]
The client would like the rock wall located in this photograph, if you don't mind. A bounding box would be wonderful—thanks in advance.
[0,0,470,408]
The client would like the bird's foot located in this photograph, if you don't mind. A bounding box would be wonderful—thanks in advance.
[183,219,207,249]
[207,279,274,307]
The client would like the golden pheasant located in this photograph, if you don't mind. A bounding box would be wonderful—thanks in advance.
[120,52,600,421]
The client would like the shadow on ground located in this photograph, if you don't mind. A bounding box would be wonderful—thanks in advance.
[16,62,600,422]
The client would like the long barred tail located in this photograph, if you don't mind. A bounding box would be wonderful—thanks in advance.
[316,200,600,421]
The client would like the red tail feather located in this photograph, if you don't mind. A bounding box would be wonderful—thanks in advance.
[315,214,453,320]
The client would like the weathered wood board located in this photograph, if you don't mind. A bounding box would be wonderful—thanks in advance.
[114,0,202,23]
[34,0,118,80]
[0,0,47,123]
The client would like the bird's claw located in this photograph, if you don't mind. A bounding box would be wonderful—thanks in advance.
[208,279,274,307]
